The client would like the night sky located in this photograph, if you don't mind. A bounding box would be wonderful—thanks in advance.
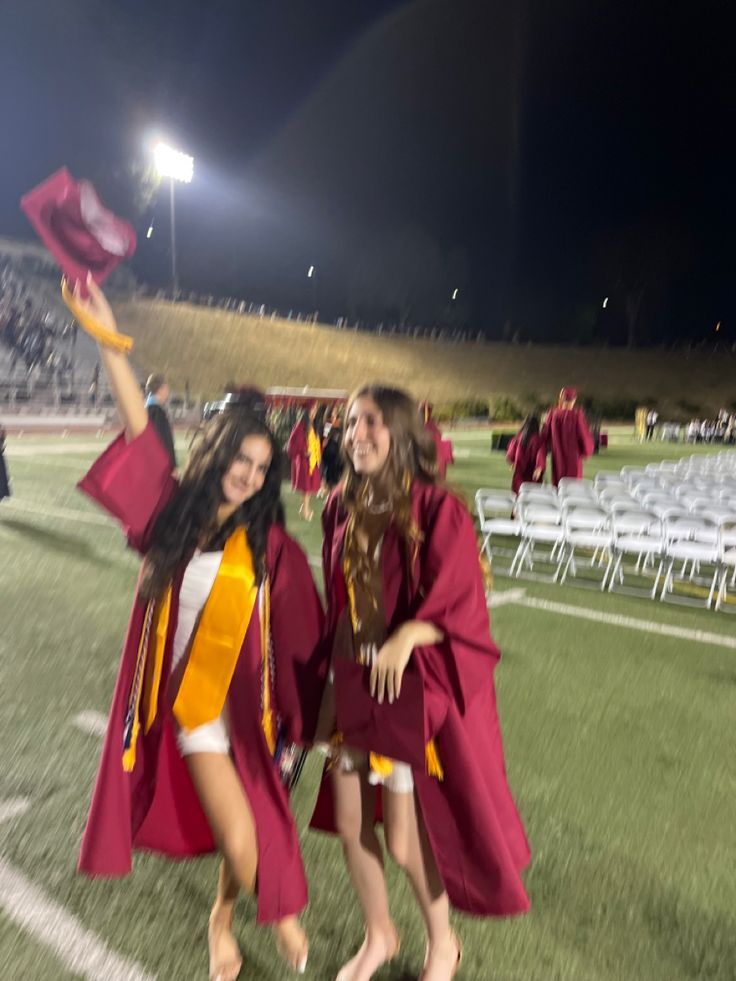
[0,0,732,344]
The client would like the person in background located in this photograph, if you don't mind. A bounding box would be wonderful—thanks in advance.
[535,387,594,487]
[320,408,344,491]
[419,401,453,480]
[287,403,322,520]
[0,424,11,502]
[645,408,659,441]
[506,415,545,494]
[145,373,177,469]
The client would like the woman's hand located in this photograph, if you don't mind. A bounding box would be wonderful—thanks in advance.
[67,272,119,334]
[370,620,443,705]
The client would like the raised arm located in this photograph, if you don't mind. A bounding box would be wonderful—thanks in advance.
[69,273,148,441]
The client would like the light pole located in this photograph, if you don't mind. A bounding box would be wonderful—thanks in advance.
[153,142,194,294]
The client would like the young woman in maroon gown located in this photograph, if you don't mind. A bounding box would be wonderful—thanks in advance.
[311,385,530,981]
[535,387,594,486]
[70,276,325,980]
[287,404,322,520]
[506,414,546,494]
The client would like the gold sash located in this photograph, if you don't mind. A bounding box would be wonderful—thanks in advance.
[307,427,321,475]
[122,527,264,771]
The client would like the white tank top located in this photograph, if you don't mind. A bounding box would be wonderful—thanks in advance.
[171,549,224,671]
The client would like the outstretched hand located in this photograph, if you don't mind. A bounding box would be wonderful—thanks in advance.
[370,630,414,704]
[65,272,118,335]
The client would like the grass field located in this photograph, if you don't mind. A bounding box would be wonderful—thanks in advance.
[1,429,734,980]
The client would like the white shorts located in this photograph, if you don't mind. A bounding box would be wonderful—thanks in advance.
[338,745,414,794]
[176,715,230,756]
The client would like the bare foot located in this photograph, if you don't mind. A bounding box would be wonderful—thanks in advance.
[273,916,309,974]
[420,931,462,981]
[208,909,242,981]
[335,927,400,981]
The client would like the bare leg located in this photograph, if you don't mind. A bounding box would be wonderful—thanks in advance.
[186,753,308,977]
[331,765,400,981]
[383,789,461,981]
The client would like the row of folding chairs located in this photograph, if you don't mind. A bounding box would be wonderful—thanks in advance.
[475,481,736,610]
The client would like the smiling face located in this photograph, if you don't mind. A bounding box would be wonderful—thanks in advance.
[221,434,273,506]
[344,395,392,477]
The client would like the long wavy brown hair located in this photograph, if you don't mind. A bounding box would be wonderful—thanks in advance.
[139,408,284,600]
[341,385,437,594]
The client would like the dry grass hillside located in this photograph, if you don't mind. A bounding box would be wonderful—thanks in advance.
[115,298,735,415]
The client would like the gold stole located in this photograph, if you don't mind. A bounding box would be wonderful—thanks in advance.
[307,427,321,475]
[342,555,444,781]
[122,527,272,772]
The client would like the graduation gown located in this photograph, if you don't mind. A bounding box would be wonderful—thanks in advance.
[506,432,546,494]
[310,482,531,917]
[76,423,326,923]
[287,422,321,493]
[538,407,594,486]
[424,419,453,480]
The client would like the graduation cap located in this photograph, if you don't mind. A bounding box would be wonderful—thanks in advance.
[333,656,426,769]
[20,167,137,294]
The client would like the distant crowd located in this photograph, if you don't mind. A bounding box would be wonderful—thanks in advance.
[685,410,736,444]
[0,260,75,386]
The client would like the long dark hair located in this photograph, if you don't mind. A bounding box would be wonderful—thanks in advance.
[139,409,284,600]
[519,414,540,448]
[341,384,437,593]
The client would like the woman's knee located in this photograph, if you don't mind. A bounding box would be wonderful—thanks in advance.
[384,823,411,869]
[219,829,258,889]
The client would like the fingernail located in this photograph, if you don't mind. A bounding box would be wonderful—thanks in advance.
[298,955,307,973]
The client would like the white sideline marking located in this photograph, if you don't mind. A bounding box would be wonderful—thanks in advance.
[1,498,111,527]
[489,591,736,651]
[72,711,108,738]
[0,797,31,825]
[488,588,527,608]
[0,858,156,981]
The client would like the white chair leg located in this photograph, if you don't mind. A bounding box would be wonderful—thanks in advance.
[650,558,664,599]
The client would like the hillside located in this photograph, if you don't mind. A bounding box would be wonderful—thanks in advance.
[114,298,735,417]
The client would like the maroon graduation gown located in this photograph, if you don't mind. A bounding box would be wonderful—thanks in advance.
[425,419,453,480]
[287,422,321,493]
[76,423,326,923]
[310,482,531,917]
[506,432,546,494]
[538,407,594,486]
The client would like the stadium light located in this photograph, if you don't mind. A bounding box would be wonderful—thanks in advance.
[307,265,315,278]
[451,288,459,300]
[146,225,154,239]
[602,296,608,308]
[153,141,194,293]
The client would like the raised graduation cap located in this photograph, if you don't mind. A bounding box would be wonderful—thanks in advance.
[20,168,137,294]
[333,656,426,769]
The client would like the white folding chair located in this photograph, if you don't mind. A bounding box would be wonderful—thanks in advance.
[511,500,563,577]
[556,504,613,588]
[715,520,736,611]
[608,506,665,598]
[660,516,721,607]
[474,489,521,570]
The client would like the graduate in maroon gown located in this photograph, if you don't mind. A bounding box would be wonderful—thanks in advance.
[536,387,594,486]
[506,414,546,494]
[419,401,454,480]
[310,385,530,981]
[69,276,325,980]
[287,404,322,520]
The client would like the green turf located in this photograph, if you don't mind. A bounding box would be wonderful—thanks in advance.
[0,430,734,979]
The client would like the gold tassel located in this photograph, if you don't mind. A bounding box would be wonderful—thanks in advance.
[369,753,394,778]
[425,739,444,781]
[260,576,277,755]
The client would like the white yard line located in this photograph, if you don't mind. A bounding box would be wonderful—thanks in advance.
[0,797,32,825]
[0,798,156,981]
[72,711,109,738]
[0,859,157,981]
[489,589,736,651]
